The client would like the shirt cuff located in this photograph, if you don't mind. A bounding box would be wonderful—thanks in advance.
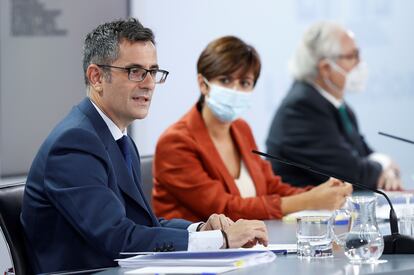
[187,230,223,251]
[187,222,203,233]
[369,152,391,170]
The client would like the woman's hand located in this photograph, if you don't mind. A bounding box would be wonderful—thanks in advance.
[305,178,353,210]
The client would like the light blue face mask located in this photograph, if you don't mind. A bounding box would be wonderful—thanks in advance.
[203,77,253,122]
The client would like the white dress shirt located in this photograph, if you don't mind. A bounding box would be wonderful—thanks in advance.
[313,82,343,109]
[90,99,223,251]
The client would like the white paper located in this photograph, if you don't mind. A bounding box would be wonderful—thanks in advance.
[117,249,276,269]
[125,266,237,274]
[376,203,410,220]
[249,243,297,253]
[284,210,333,219]
[283,210,351,224]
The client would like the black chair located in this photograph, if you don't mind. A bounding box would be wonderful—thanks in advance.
[0,182,32,275]
[140,155,154,204]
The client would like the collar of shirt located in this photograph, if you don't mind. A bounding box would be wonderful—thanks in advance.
[312,82,344,109]
[90,99,126,140]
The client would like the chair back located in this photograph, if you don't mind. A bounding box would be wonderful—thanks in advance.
[140,155,154,204]
[0,182,31,275]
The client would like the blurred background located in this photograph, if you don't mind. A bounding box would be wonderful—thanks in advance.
[1,0,413,271]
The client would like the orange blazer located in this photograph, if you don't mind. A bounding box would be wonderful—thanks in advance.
[153,105,308,222]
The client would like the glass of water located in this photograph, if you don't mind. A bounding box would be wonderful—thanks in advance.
[296,216,333,258]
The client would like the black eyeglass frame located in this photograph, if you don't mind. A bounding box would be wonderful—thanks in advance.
[96,64,169,84]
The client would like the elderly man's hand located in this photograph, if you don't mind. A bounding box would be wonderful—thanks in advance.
[377,164,403,191]
[223,219,268,248]
[198,213,234,231]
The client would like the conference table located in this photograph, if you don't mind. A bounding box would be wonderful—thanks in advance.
[94,219,414,275]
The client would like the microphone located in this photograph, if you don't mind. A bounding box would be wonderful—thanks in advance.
[379,132,414,145]
[252,149,414,254]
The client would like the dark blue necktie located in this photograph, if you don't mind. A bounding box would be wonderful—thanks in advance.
[116,135,133,177]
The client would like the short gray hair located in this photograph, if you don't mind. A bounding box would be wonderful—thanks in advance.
[83,18,155,95]
[289,21,345,82]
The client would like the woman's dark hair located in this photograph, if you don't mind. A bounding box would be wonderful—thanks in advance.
[196,36,261,108]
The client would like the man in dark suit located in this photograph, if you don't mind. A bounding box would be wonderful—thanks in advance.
[266,21,401,190]
[21,18,268,274]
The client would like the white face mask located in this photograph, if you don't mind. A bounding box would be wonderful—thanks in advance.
[326,61,368,93]
[203,77,253,122]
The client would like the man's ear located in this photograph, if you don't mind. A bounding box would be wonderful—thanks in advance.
[318,58,332,79]
[86,64,104,92]
[197,74,209,96]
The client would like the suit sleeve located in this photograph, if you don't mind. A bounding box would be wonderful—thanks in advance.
[159,218,192,229]
[274,100,381,189]
[128,139,192,230]
[347,106,375,155]
[243,122,311,217]
[44,128,188,259]
[154,125,305,221]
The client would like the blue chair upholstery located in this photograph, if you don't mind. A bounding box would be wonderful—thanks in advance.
[140,155,154,204]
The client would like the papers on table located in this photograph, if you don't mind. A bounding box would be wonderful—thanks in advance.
[283,210,333,222]
[121,244,297,257]
[248,243,297,254]
[376,203,410,220]
[282,192,414,221]
[376,191,414,220]
[283,210,349,225]
[125,266,237,274]
[116,249,276,269]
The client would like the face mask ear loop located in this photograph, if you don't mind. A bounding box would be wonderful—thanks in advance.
[202,76,212,100]
[321,59,342,93]
[328,59,347,77]
[202,76,210,87]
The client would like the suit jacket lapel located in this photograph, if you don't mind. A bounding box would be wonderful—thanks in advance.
[76,98,151,215]
[186,106,241,196]
[307,86,363,152]
[106,141,149,212]
[128,137,160,225]
[339,104,366,154]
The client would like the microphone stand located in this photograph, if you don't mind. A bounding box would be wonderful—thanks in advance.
[252,150,414,254]
[378,132,414,145]
[377,131,414,252]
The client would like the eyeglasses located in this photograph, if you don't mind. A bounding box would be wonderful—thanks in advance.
[97,64,169,84]
[335,49,360,61]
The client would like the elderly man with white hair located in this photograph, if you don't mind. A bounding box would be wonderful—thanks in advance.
[266,21,401,191]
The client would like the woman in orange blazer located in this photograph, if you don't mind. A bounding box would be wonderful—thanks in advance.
[153,36,352,222]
